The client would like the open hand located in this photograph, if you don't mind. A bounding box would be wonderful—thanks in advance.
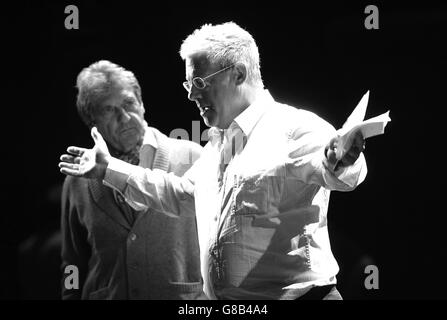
[59,127,111,180]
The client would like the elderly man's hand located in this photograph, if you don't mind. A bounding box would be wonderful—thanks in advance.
[325,131,365,171]
[59,127,111,180]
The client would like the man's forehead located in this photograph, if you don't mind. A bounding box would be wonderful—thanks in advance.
[185,53,213,75]
[98,86,136,106]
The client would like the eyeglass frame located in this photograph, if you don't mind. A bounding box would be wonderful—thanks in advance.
[183,63,236,92]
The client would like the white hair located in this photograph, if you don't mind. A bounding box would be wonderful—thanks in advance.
[179,22,263,87]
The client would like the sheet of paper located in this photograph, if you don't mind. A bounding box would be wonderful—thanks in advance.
[341,90,369,132]
[335,91,391,160]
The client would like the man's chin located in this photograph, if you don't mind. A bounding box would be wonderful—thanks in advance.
[203,119,212,128]
[202,114,217,128]
[118,136,141,152]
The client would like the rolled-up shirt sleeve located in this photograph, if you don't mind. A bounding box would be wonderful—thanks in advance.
[103,157,196,217]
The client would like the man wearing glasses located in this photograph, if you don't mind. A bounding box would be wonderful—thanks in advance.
[60,23,367,300]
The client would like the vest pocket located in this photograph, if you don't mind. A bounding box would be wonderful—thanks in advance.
[234,173,284,216]
[234,175,269,215]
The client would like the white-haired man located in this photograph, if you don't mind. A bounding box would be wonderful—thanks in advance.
[60,23,367,300]
[60,60,205,299]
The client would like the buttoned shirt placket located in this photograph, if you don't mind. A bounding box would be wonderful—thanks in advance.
[209,125,248,293]
[208,129,229,290]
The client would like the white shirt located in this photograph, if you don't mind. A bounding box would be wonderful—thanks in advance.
[104,90,367,299]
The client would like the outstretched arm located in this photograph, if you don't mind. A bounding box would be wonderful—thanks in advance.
[59,127,196,217]
[286,111,367,191]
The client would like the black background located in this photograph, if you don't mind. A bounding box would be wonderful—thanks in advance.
[2,0,446,300]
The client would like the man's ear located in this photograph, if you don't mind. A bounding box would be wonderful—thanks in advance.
[233,63,247,86]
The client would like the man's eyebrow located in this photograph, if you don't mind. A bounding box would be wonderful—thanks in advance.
[122,97,137,104]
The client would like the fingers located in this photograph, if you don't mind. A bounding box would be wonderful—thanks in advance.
[59,147,83,176]
[324,135,341,171]
[353,131,365,152]
[328,136,339,151]
[341,151,357,166]
[325,146,340,172]
[67,146,87,156]
[354,131,364,142]
[58,162,82,177]
[60,154,81,164]
[342,134,365,166]
[326,148,338,164]
[58,162,79,171]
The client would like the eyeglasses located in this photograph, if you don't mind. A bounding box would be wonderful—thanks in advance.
[183,64,235,92]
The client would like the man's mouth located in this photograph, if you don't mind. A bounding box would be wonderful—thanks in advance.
[120,127,135,134]
[199,106,212,116]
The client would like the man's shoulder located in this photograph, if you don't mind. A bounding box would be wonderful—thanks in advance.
[149,126,203,173]
[268,101,333,130]
[168,137,203,155]
[149,126,202,153]
[271,101,317,118]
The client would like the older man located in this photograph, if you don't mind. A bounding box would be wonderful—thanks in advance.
[60,23,367,300]
[60,60,205,299]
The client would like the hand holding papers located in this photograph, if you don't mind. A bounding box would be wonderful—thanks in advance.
[335,91,391,161]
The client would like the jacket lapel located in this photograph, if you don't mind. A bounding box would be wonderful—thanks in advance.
[88,179,131,231]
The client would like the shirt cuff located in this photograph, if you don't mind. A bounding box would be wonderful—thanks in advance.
[319,149,367,190]
[338,153,366,186]
[324,152,367,189]
[103,157,137,192]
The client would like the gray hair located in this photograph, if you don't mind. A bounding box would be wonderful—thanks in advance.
[179,22,263,87]
[75,60,143,127]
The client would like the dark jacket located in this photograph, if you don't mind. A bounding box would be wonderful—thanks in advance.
[61,127,206,299]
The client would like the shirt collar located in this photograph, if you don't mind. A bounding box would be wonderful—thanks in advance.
[208,89,274,144]
[233,89,273,137]
[207,126,223,143]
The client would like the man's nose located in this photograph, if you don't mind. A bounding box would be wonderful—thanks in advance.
[188,86,201,102]
[117,108,131,122]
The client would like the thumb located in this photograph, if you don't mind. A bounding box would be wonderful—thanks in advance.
[91,127,105,145]
[91,126,99,142]
[91,126,109,153]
